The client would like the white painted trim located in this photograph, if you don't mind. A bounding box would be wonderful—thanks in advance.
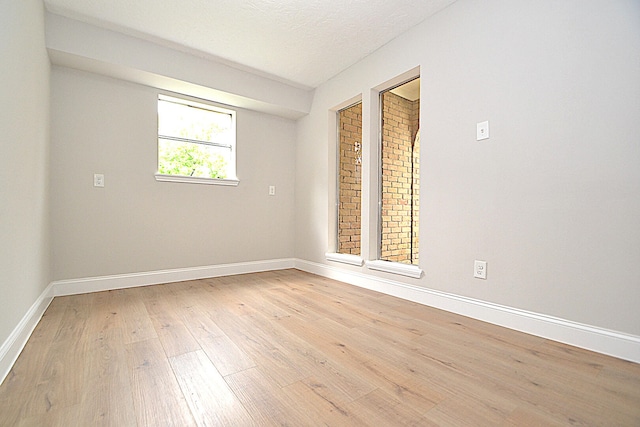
[0,283,54,385]
[154,174,240,186]
[295,259,640,364]
[0,259,294,384]
[325,252,364,266]
[366,259,423,279]
[52,258,295,296]
[3,256,638,389]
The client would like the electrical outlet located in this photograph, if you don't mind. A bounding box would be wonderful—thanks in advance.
[474,260,487,279]
[268,185,276,196]
[94,174,104,188]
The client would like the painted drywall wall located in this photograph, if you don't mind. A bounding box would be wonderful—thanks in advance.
[51,67,296,280]
[0,0,51,346]
[295,0,640,335]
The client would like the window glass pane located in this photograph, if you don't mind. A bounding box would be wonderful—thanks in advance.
[337,102,362,255]
[157,95,235,180]
[380,78,420,265]
[158,99,232,144]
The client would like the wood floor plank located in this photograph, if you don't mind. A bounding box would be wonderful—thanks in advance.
[225,367,310,427]
[208,307,309,387]
[195,333,256,377]
[502,406,568,427]
[140,284,201,358]
[265,282,371,329]
[261,286,325,323]
[281,380,367,426]
[414,326,634,425]
[243,311,376,404]
[307,316,453,386]
[348,388,436,427]
[169,350,255,426]
[74,291,137,426]
[170,285,257,377]
[423,395,517,427]
[276,315,436,407]
[170,284,227,338]
[111,288,158,345]
[16,403,82,427]
[126,338,196,426]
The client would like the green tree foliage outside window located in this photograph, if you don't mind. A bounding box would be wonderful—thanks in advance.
[158,141,228,178]
[158,95,235,179]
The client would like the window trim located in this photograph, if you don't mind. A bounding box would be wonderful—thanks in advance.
[154,174,239,186]
[325,252,364,266]
[156,93,238,185]
[377,75,420,265]
[335,100,364,257]
[366,259,423,279]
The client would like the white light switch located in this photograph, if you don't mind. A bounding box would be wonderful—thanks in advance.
[477,121,489,141]
[94,174,104,187]
[268,185,276,196]
[474,260,487,279]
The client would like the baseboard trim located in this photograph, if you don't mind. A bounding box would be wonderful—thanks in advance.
[3,256,637,388]
[0,283,54,386]
[52,258,296,296]
[294,259,640,364]
[1,258,294,385]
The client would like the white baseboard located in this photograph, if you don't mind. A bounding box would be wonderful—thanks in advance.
[0,283,54,386]
[52,258,296,296]
[2,256,638,388]
[0,258,294,385]
[295,259,640,364]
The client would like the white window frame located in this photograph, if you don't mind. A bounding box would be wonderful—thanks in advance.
[365,68,423,279]
[154,93,239,186]
[325,95,365,267]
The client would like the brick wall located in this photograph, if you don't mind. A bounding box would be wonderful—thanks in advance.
[337,103,362,255]
[381,92,420,264]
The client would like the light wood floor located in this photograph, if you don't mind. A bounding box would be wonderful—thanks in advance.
[1,269,638,426]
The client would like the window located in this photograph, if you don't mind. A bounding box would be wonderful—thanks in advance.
[337,102,363,256]
[379,77,420,265]
[155,94,238,185]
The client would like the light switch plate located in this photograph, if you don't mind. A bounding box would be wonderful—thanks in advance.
[477,121,489,140]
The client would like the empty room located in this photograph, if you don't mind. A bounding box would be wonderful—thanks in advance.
[1,0,639,425]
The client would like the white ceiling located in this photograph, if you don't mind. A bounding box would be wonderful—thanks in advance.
[43,0,455,89]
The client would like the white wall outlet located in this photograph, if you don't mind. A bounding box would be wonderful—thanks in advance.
[474,260,487,279]
[268,185,276,196]
[477,121,489,140]
[94,173,105,187]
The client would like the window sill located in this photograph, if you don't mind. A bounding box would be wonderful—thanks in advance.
[325,252,364,267]
[154,174,239,186]
[366,260,423,279]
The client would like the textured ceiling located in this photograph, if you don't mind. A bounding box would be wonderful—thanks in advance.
[44,0,455,88]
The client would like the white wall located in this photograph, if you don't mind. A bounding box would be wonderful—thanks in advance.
[0,0,51,346]
[51,67,296,280]
[296,0,640,336]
